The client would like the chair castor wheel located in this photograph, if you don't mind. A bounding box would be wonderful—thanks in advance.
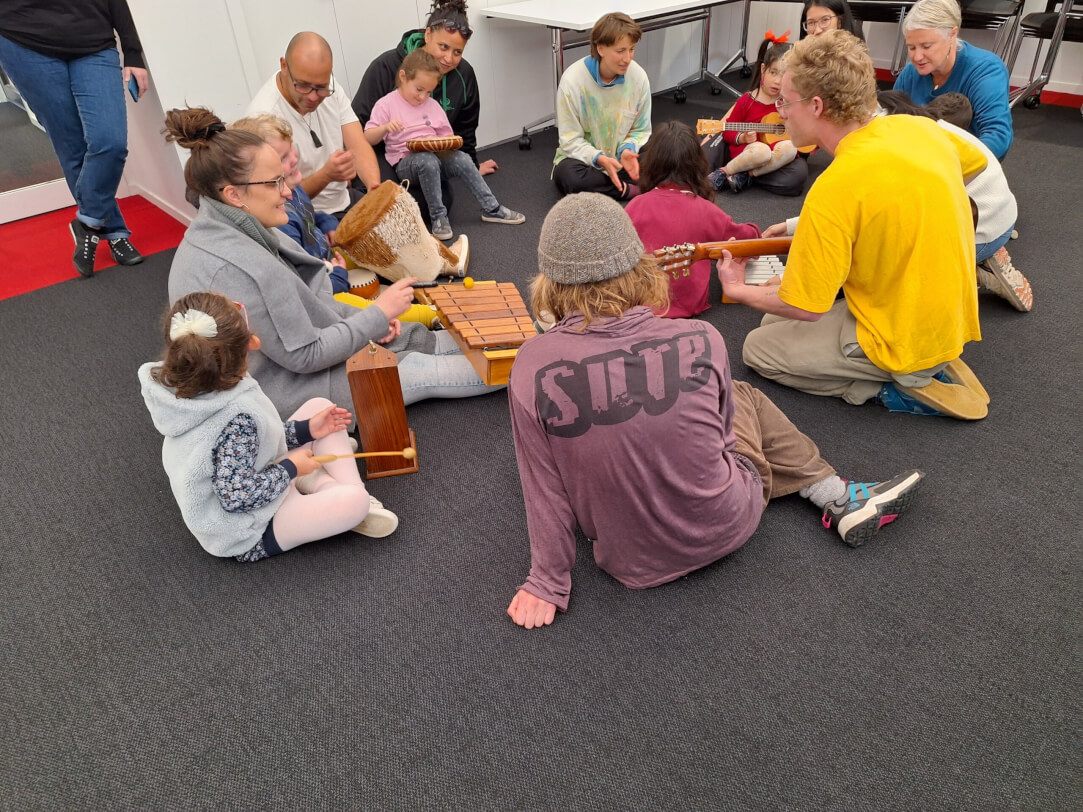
[518,127,532,150]
[674,87,687,104]
[1023,95,1040,110]
[710,86,722,95]
[740,65,753,78]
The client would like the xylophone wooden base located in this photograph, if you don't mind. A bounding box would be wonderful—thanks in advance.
[346,342,419,478]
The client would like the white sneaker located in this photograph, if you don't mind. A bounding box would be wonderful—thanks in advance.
[447,233,470,277]
[352,495,399,538]
[977,247,1033,312]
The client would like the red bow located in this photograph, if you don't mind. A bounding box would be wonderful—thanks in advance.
[764,29,791,43]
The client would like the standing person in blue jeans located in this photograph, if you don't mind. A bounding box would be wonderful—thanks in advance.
[0,0,148,277]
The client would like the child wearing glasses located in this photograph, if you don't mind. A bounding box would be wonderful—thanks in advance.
[703,34,809,197]
[139,292,401,562]
[364,49,524,241]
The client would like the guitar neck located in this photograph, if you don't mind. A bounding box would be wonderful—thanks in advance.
[698,120,787,135]
[655,237,792,265]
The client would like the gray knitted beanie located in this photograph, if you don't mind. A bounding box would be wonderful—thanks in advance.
[537,193,645,284]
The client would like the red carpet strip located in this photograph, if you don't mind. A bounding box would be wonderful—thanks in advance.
[0,195,187,300]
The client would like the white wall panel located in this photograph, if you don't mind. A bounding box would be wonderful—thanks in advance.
[120,0,1083,218]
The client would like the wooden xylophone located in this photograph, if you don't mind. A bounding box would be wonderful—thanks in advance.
[421,281,535,386]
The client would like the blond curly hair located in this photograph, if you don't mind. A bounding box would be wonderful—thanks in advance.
[530,256,670,330]
[787,30,877,125]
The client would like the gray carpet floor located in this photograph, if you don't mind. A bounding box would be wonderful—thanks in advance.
[1,81,1080,810]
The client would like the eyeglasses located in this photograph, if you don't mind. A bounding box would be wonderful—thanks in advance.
[224,175,288,194]
[802,14,837,32]
[775,95,812,110]
[232,301,249,329]
[430,18,473,37]
[284,60,335,98]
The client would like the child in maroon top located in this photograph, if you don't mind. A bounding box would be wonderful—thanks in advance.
[705,35,805,194]
[626,121,760,319]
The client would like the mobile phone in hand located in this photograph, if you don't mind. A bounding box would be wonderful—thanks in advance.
[127,75,139,102]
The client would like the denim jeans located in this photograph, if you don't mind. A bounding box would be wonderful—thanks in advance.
[0,36,130,238]
[975,224,1014,264]
[395,150,498,222]
[399,331,505,406]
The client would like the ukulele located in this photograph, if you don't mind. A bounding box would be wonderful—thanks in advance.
[697,115,816,154]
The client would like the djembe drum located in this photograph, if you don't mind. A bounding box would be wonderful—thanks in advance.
[406,135,463,153]
[334,180,459,283]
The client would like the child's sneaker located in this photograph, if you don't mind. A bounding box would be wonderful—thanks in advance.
[481,206,525,225]
[727,171,752,194]
[431,216,453,241]
[448,234,469,277]
[977,247,1033,312]
[352,494,399,538]
[822,470,924,547]
[708,168,729,191]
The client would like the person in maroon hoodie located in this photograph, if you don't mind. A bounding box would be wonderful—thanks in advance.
[506,193,925,629]
[626,121,761,319]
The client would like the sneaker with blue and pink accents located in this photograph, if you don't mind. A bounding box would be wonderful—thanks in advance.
[821,470,925,547]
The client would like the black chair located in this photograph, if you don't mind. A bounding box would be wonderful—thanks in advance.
[849,0,914,74]
[959,0,1026,60]
[1008,0,1083,108]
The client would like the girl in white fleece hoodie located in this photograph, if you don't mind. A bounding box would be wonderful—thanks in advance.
[139,291,398,561]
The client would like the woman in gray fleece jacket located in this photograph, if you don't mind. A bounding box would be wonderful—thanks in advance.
[163,106,502,423]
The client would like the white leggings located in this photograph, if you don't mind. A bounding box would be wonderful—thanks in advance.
[725,140,798,177]
[271,397,371,550]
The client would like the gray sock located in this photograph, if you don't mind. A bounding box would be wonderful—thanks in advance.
[800,475,847,508]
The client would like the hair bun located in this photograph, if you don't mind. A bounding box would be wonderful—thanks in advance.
[196,122,227,140]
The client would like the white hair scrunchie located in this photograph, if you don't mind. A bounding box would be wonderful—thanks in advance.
[169,309,219,341]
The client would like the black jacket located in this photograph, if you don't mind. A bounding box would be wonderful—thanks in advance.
[0,0,145,67]
[351,29,481,165]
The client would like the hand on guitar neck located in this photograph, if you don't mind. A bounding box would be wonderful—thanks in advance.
[653,237,793,273]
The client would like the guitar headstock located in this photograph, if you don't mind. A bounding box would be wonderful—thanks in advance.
[654,243,705,273]
[696,119,725,136]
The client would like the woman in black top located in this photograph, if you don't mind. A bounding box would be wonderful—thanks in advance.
[352,0,497,213]
[0,0,149,276]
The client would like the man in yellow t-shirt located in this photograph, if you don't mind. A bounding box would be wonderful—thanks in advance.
[718,31,989,420]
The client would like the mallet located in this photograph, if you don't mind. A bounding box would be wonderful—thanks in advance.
[312,448,416,464]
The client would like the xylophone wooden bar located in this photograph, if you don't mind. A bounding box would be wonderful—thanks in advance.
[423,281,536,385]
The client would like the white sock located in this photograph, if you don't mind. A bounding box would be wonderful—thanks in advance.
[800,475,847,509]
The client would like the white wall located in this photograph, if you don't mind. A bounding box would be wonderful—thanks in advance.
[122,0,1082,223]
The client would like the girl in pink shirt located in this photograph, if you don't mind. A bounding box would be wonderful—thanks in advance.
[364,50,524,241]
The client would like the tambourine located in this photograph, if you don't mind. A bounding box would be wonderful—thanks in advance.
[406,135,463,153]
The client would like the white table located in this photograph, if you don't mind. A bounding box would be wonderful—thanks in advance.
[484,0,755,137]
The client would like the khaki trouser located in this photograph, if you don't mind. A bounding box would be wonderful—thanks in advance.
[742,300,946,406]
[730,380,836,508]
